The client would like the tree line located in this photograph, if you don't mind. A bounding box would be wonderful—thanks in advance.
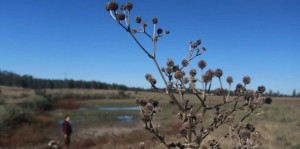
[0,70,144,91]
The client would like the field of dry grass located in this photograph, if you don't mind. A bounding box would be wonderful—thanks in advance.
[0,86,299,149]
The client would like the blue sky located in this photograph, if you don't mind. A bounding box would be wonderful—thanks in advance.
[0,0,299,95]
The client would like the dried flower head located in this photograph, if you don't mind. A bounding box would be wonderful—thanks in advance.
[152,17,158,24]
[226,76,233,84]
[143,22,147,27]
[198,60,206,69]
[202,47,207,51]
[264,97,272,104]
[189,69,197,77]
[152,100,159,107]
[107,2,118,11]
[181,59,189,67]
[165,30,170,34]
[126,2,133,10]
[145,103,154,111]
[202,74,211,84]
[174,71,183,79]
[166,59,174,67]
[139,142,145,149]
[117,13,125,21]
[161,67,166,72]
[245,89,255,99]
[243,76,251,85]
[215,68,223,78]
[196,39,202,45]
[105,3,110,11]
[120,5,126,10]
[236,83,244,91]
[149,78,157,85]
[166,67,173,74]
[257,85,266,93]
[173,65,179,72]
[136,16,142,23]
[157,28,163,34]
[139,98,147,106]
[214,88,223,95]
[145,73,152,81]
[141,114,150,123]
[132,28,138,34]
[206,69,215,78]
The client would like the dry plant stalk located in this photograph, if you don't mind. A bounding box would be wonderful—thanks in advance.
[105,1,272,149]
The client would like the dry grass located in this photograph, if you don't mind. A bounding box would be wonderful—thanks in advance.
[1,86,300,149]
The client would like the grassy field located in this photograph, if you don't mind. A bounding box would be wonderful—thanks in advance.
[0,86,300,149]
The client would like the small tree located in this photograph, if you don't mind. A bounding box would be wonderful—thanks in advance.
[105,1,272,148]
[292,89,296,97]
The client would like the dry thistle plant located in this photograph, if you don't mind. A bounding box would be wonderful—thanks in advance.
[105,1,272,149]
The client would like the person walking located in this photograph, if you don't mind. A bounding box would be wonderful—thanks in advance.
[62,115,72,149]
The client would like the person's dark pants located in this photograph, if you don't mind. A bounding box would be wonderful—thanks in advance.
[64,135,71,149]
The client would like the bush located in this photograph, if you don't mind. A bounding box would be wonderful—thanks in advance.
[106,2,273,148]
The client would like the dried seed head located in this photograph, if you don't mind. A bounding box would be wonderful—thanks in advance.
[152,100,159,107]
[243,76,251,85]
[105,3,110,11]
[145,103,154,111]
[215,68,223,78]
[120,5,126,10]
[131,28,137,34]
[202,47,207,51]
[139,142,145,149]
[196,39,202,45]
[215,88,223,95]
[245,89,255,99]
[198,60,207,69]
[226,76,233,84]
[173,65,179,72]
[145,74,152,81]
[140,99,147,106]
[141,114,150,123]
[166,67,173,74]
[189,69,197,77]
[107,2,118,11]
[257,85,266,93]
[182,77,189,84]
[149,78,157,85]
[165,30,170,34]
[157,28,163,34]
[152,17,158,24]
[264,97,272,104]
[206,69,215,78]
[181,59,189,67]
[174,71,183,79]
[246,123,255,132]
[236,83,244,91]
[126,2,133,10]
[166,59,174,67]
[161,67,166,72]
[136,16,142,23]
[143,22,147,27]
[117,13,125,21]
[202,74,210,83]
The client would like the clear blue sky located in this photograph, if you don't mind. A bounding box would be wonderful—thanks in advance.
[0,0,299,95]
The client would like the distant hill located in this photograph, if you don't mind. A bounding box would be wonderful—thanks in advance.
[0,70,145,91]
